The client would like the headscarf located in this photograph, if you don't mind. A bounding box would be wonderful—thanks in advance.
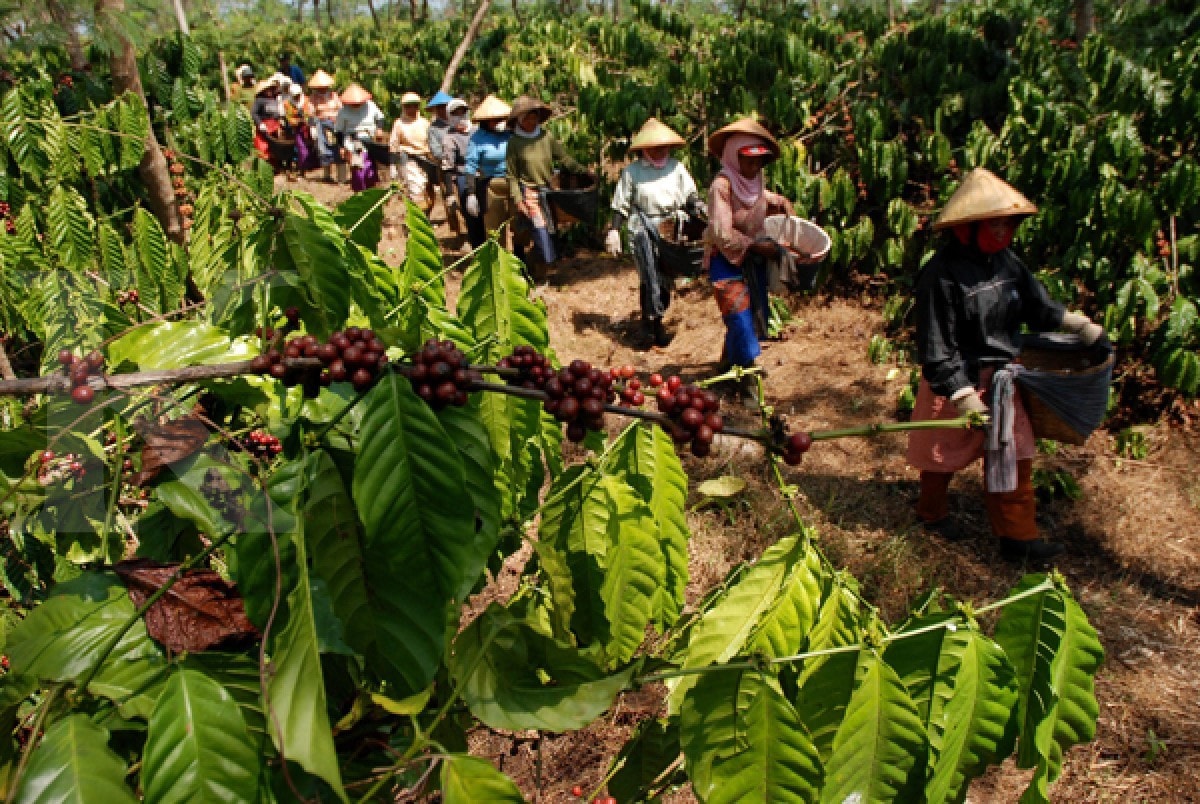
[514,122,541,138]
[642,151,669,170]
[719,133,765,205]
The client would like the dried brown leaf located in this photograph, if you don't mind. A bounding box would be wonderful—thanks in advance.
[132,415,210,485]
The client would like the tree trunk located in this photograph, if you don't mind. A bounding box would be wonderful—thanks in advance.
[96,0,184,245]
[886,0,894,25]
[171,0,190,34]
[1074,0,1095,38]
[420,0,428,22]
[46,0,88,71]
[440,0,492,93]
[327,0,335,24]
[409,0,417,21]
[217,50,231,102]
[366,0,380,28]
[612,0,618,23]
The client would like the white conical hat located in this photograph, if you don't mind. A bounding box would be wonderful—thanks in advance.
[307,69,335,89]
[933,168,1038,230]
[630,117,686,151]
[473,94,512,121]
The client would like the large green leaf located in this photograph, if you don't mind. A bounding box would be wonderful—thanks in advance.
[108,322,250,371]
[819,649,928,804]
[263,501,346,800]
[142,666,261,804]
[46,185,94,272]
[14,715,136,804]
[450,605,635,732]
[134,208,183,314]
[333,187,389,252]
[0,674,37,795]
[668,536,810,711]
[609,424,690,628]
[440,755,525,803]
[994,576,1104,804]
[437,401,503,600]
[5,573,159,684]
[351,373,475,693]
[608,718,681,803]
[597,479,664,663]
[886,616,1019,804]
[278,195,351,338]
[683,670,823,804]
[400,200,447,308]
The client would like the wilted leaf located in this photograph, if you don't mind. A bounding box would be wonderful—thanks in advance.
[697,476,747,499]
[114,559,258,653]
[132,416,211,486]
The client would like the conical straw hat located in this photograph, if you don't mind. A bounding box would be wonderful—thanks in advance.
[707,117,780,159]
[630,117,686,151]
[253,79,276,97]
[401,91,422,105]
[473,94,512,121]
[509,95,552,123]
[308,69,335,90]
[933,168,1038,230]
[340,83,371,105]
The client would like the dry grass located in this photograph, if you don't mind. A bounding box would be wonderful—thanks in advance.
[287,176,1200,803]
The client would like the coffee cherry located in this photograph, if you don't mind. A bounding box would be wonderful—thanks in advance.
[571,786,583,798]
[41,450,55,463]
[70,385,94,405]
[649,373,663,387]
[680,407,704,430]
[565,422,588,442]
[250,355,271,373]
[69,363,90,386]
[57,349,74,366]
[666,375,682,392]
[85,350,104,371]
[705,413,725,433]
[788,432,813,454]
[351,369,374,392]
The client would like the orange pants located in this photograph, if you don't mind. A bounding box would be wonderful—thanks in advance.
[916,459,1037,541]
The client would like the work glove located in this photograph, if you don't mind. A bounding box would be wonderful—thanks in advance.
[466,195,480,217]
[605,229,622,256]
[952,388,988,416]
[258,123,268,133]
[1061,311,1106,347]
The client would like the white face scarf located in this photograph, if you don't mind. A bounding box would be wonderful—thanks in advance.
[514,123,541,139]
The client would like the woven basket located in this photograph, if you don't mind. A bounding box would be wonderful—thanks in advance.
[657,216,706,277]
[547,172,599,228]
[1016,334,1114,445]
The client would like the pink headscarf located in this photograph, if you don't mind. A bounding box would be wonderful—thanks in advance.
[719,133,766,205]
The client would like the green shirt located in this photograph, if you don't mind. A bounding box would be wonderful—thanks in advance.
[505,129,585,199]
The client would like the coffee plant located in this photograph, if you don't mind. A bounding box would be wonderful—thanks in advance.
[0,2,1145,800]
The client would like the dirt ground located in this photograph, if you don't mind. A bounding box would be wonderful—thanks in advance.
[285,176,1200,803]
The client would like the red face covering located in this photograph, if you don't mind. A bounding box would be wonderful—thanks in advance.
[976,218,1017,254]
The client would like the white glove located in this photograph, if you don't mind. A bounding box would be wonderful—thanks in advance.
[605,229,622,256]
[952,388,988,416]
[257,123,268,133]
[466,195,480,217]
[1061,311,1106,346]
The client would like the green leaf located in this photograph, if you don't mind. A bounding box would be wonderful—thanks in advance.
[5,573,159,684]
[116,93,148,170]
[352,373,475,694]
[440,755,525,803]
[108,321,250,370]
[333,187,389,252]
[223,105,253,163]
[696,475,746,498]
[450,604,635,732]
[14,715,136,804]
[437,401,502,600]
[263,497,346,799]
[134,208,183,314]
[142,666,261,804]
[597,480,664,663]
[885,616,1018,804]
[994,576,1104,804]
[0,674,37,793]
[819,648,928,804]
[278,196,352,338]
[610,425,690,628]
[46,185,94,272]
[608,718,681,803]
[401,200,447,307]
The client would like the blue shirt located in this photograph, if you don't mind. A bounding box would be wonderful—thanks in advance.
[464,127,510,179]
[286,64,305,86]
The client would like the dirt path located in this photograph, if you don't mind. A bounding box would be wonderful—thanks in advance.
[283,175,1200,803]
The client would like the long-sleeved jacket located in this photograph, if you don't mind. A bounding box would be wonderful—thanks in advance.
[915,240,1065,398]
[389,116,431,156]
[428,119,450,161]
[702,174,791,268]
[334,101,386,142]
[505,129,585,199]
[464,127,511,179]
[610,158,698,233]
[442,127,471,175]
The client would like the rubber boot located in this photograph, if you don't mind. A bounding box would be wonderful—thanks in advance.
[985,459,1064,562]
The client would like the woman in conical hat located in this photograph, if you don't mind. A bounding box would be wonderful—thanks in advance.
[305,70,342,180]
[333,84,386,191]
[461,95,514,248]
[389,91,435,209]
[702,117,794,377]
[605,117,703,348]
[908,167,1106,562]
[250,78,285,163]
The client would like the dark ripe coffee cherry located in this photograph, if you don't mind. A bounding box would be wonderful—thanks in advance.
[376,353,389,370]
[631,390,646,407]
[430,361,452,380]
[331,333,350,351]
[284,306,300,322]
[569,359,590,375]
[782,449,804,466]
[342,346,364,367]
[690,395,708,412]
[574,377,592,396]
[410,362,429,382]
[85,350,104,370]
[250,354,271,373]
[788,432,813,454]
[70,364,91,386]
[351,369,374,391]
[582,398,604,417]
[590,386,607,401]
[284,342,302,359]
[674,391,691,410]
[445,349,464,369]
[558,397,580,421]
[417,384,435,403]
[621,388,637,404]
[691,438,712,458]
[544,398,561,414]
[269,363,287,380]
[329,360,348,382]
[453,390,468,406]
[649,373,664,387]
[317,343,338,363]
[453,368,471,386]
[656,389,675,413]
[521,380,538,390]
[627,377,642,391]
[320,370,332,386]
[266,349,282,364]
[435,381,457,404]
[558,368,575,386]
[694,424,714,445]
[57,349,74,366]
[702,390,720,411]
[680,407,704,430]
[705,413,725,433]
[363,350,382,368]
[670,423,692,444]
[666,375,682,392]
[345,326,362,341]
[360,328,375,343]
[566,422,588,443]
[368,337,386,354]
[71,385,94,405]
[587,368,604,386]
[303,341,320,358]
[544,378,564,398]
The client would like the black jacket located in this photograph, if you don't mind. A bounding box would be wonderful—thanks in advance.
[915,240,1064,398]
